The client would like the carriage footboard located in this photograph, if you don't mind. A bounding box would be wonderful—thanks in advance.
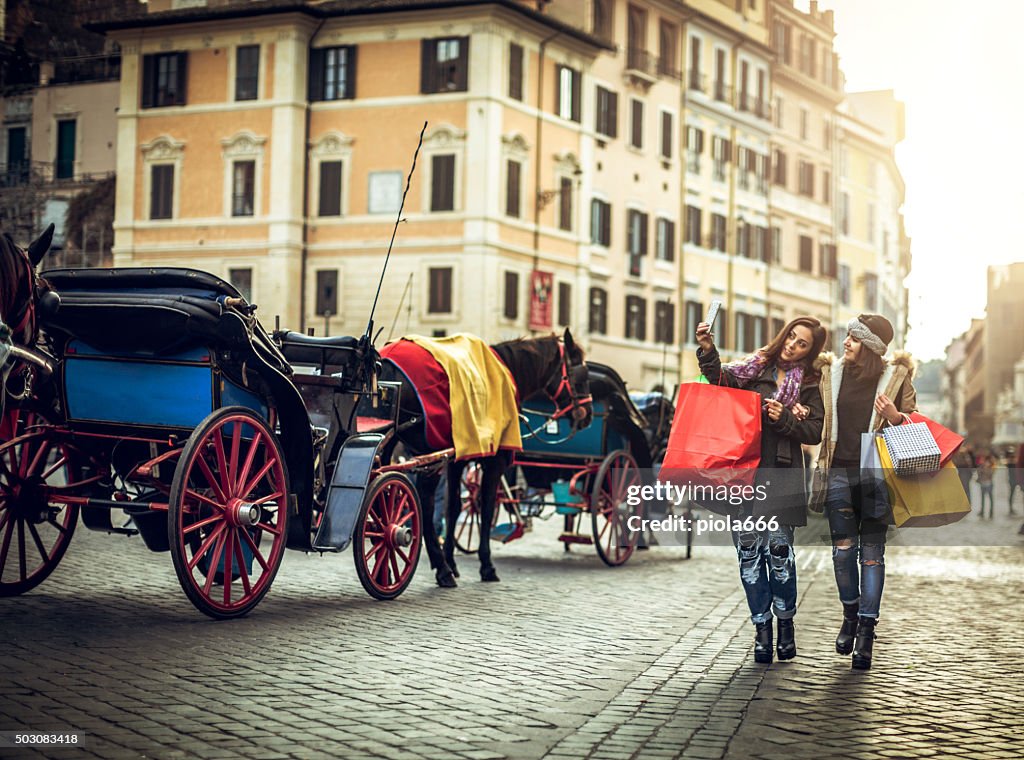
[312,433,386,552]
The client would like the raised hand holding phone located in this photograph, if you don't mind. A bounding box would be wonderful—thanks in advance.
[696,299,722,351]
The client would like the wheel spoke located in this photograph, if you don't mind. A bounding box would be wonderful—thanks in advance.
[235,430,263,498]
[396,509,414,527]
[239,527,270,572]
[396,546,411,564]
[389,550,401,584]
[252,518,282,537]
[212,431,231,499]
[17,519,26,581]
[364,538,385,564]
[182,513,224,536]
[27,521,49,565]
[202,530,228,596]
[26,440,52,479]
[228,422,242,494]
[187,522,226,572]
[223,530,235,606]
[195,454,228,504]
[233,535,252,597]
[44,515,69,535]
[248,490,284,508]
[185,488,224,512]
[596,513,611,540]
[40,454,68,481]
[0,515,14,579]
[240,460,275,499]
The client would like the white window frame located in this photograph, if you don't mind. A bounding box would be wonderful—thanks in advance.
[221,131,267,219]
[140,134,185,222]
[310,131,355,218]
[420,123,467,214]
[228,42,267,102]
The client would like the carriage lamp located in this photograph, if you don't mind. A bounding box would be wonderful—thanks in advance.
[536,166,583,211]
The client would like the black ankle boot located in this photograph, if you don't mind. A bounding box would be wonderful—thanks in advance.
[852,618,877,670]
[754,621,773,664]
[835,602,859,655]
[777,618,796,660]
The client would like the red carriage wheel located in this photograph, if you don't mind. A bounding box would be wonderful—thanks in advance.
[168,407,289,619]
[591,450,642,567]
[453,462,483,554]
[0,407,81,596]
[353,472,421,600]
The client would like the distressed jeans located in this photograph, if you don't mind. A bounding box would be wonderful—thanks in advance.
[825,468,888,619]
[730,526,797,625]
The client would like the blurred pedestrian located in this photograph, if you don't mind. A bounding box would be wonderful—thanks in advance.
[810,314,917,670]
[977,453,995,518]
[1006,447,1020,515]
[696,316,826,665]
[955,446,975,503]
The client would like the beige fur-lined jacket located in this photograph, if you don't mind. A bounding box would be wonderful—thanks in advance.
[809,351,918,511]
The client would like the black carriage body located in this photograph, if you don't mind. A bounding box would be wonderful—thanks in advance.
[39,267,317,550]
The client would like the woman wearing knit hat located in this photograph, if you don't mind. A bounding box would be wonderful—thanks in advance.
[696,316,827,664]
[810,313,918,670]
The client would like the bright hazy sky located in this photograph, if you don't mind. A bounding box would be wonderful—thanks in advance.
[804,0,1024,361]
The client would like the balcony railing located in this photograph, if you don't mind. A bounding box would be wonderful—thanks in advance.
[738,93,773,121]
[0,161,113,188]
[688,71,706,93]
[713,81,732,103]
[50,55,121,85]
[626,49,658,84]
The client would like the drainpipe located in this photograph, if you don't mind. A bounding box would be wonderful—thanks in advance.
[530,30,560,337]
[726,38,744,359]
[300,18,327,333]
[677,11,694,385]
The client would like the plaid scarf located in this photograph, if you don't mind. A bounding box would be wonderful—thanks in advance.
[726,352,805,409]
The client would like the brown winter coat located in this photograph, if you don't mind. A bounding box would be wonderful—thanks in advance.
[809,350,918,512]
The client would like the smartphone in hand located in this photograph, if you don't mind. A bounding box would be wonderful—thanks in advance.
[704,300,722,333]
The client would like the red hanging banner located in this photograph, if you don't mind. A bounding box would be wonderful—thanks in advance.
[528,270,553,330]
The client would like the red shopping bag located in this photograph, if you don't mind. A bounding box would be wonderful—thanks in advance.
[660,382,762,488]
[908,412,963,467]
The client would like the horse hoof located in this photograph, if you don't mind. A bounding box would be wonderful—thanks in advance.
[481,568,500,583]
[436,570,458,588]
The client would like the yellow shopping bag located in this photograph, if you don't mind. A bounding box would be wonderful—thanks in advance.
[875,436,971,527]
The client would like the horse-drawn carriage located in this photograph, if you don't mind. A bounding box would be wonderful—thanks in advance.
[452,362,683,567]
[0,244,429,617]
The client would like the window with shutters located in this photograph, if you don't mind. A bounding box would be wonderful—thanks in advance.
[595,86,618,138]
[838,264,851,305]
[820,242,837,278]
[685,300,703,344]
[235,45,259,101]
[626,5,648,72]
[685,205,702,246]
[757,225,771,263]
[658,20,679,78]
[150,164,174,219]
[309,46,356,101]
[737,146,751,190]
[756,153,769,195]
[717,307,729,350]
[558,282,572,327]
[840,192,850,235]
[712,136,729,182]
[590,199,612,246]
[737,219,749,258]
[589,287,608,334]
[231,160,255,217]
[627,209,648,276]
[863,272,878,311]
[509,43,523,101]
[660,111,673,159]
[430,154,455,212]
[771,226,781,264]
[141,52,187,108]
[736,311,749,354]
[655,300,675,344]
[318,161,342,217]
[428,267,453,313]
[229,268,252,302]
[503,271,519,320]
[771,317,786,340]
[799,235,813,272]
[800,107,809,140]
[655,218,675,262]
[315,270,338,316]
[556,65,581,121]
[625,295,647,341]
[689,36,703,91]
[421,38,468,93]
[714,48,728,101]
[738,60,750,111]
[686,126,703,174]
[798,160,815,196]
[558,176,573,231]
[505,160,521,218]
[630,99,644,149]
[592,0,614,41]
[711,213,727,252]
[822,169,831,204]
[773,148,787,187]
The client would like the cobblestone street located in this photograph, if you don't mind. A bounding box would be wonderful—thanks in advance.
[2,483,1023,760]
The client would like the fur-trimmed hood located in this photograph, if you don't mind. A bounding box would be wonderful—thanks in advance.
[814,350,916,377]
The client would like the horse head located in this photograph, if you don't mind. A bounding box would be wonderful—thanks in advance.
[541,328,593,432]
[0,224,54,347]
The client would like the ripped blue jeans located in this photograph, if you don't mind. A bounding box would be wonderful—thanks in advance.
[731,526,797,624]
[825,468,888,619]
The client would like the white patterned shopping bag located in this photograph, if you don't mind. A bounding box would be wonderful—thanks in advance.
[881,422,941,476]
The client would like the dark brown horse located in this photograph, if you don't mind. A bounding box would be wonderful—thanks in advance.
[381,329,592,586]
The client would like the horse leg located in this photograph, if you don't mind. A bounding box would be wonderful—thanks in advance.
[478,457,505,583]
[443,461,463,577]
[414,470,457,588]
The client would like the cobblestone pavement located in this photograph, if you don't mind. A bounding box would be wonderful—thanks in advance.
[1,481,1022,760]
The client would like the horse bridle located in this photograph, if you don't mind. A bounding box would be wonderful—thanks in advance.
[520,341,593,443]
